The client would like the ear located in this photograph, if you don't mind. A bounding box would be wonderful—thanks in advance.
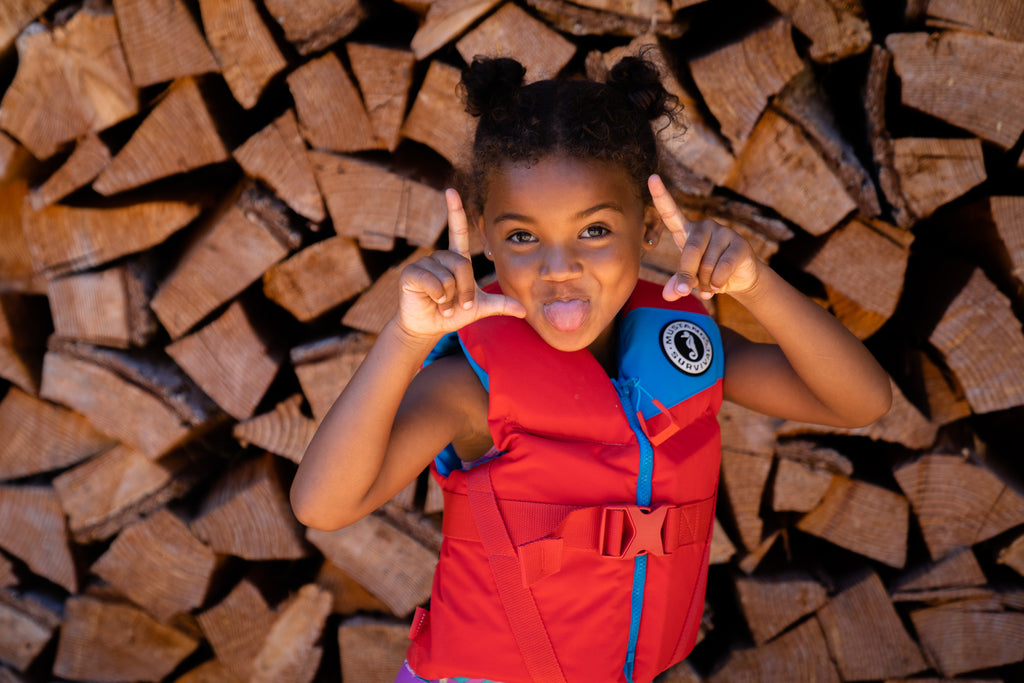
[641,205,663,251]
[475,214,494,260]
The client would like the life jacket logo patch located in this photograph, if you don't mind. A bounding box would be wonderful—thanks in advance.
[660,320,713,376]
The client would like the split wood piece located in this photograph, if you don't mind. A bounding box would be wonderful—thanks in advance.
[93,78,230,195]
[29,133,110,209]
[455,3,576,81]
[151,192,290,340]
[0,484,77,592]
[167,299,284,420]
[525,0,685,38]
[709,517,737,565]
[772,68,880,217]
[22,195,201,278]
[776,439,853,476]
[197,0,287,110]
[233,394,316,464]
[929,268,1024,413]
[291,332,376,423]
[0,0,55,52]
[263,0,364,55]
[688,18,804,151]
[40,352,196,458]
[910,603,1024,676]
[772,458,834,513]
[48,257,159,348]
[887,31,1024,149]
[0,237,51,369]
[287,52,380,154]
[0,589,60,673]
[718,400,780,459]
[312,153,447,250]
[338,618,411,683]
[400,60,476,169]
[777,376,938,450]
[380,500,444,554]
[233,110,325,222]
[719,450,772,552]
[0,9,137,160]
[196,579,276,680]
[865,45,914,227]
[707,616,839,683]
[891,137,987,224]
[263,236,371,322]
[0,133,31,184]
[653,660,702,683]
[307,513,438,617]
[174,660,240,683]
[817,571,927,680]
[112,0,219,87]
[797,475,909,568]
[734,571,828,644]
[765,0,871,63]
[190,452,307,561]
[588,35,735,189]
[997,532,1024,578]
[893,453,1024,562]
[0,555,13,588]
[924,0,1024,45]
[917,349,971,427]
[712,294,773,345]
[53,596,199,682]
[737,528,782,575]
[250,584,331,683]
[53,444,196,543]
[90,510,216,621]
[346,44,416,153]
[316,561,392,615]
[890,547,987,600]
[0,668,26,683]
[409,0,502,59]
[724,109,857,236]
[991,196,1024,289]
[802,217,911,339]
[343,247,435,335]
[0,386,115,481]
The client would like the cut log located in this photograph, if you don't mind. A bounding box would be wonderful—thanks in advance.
[409,0,503,60]
[342,247,435,335]
[910,603,1024,676]
[263,236,371,322]
[0,555,14,588]
[232,110,325,222]
[190,453,307,560]
[166,299,284,420]
[291,332,376,423]
[0,181,46,296]
[816,571,927,680]
[719,450,771,552]
[0,9,137,160]
[338,618,410,683]
[53,444,197,543]
[891,137,987,223]
[0,132,30,184]
[990,196,1024,289]
[924,0,1024,44]
[91,509,217,622]
[93,77,230,195]
[524,0,684,38]
[263,0,365,55]
[997,531,1024,578]
[174,660,241,683]
[654,660,702,683]
[0,589,60,672]
[917,349,971,427]
[886,31,1024,149]
[890,547,988,600]
[764,0,871,63]
[150,189,291,340]
[400,60,476,168]
[0,0,55,53]
[0,387,115,481]
[865,45,914,227]
[734,571,828,644]
[893,453,1024,562]
[197,0,287,110]
[688,18,804,151]
[928,268,1024,413]
[455,3,576,81]
[709,517,737,565]
[112,0,219,87]
[796,475,909,568]
[724,109,857,236]
[346,44,416,153]
[29,133,110,209]
[233,394,316,464]
[287,52,381,154]
[307,513,437,617]
[315,562,391,615]
[707,616,839,683]
[772,457,834,513]
[22,196,201,278]
[0,485,77,592]
[250,584,331,683]
[53,597,199,682]
[196,579,276,680]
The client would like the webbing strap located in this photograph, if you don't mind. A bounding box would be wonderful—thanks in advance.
[466,464,567,683]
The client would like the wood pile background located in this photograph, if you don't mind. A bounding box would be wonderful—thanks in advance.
[1,0,1023,681]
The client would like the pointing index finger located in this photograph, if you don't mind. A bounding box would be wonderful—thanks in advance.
[648,174,688,241]
[445,188,472,259]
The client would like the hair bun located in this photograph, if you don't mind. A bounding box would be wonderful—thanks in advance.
[607,56,672,121]
[460,56,527,119]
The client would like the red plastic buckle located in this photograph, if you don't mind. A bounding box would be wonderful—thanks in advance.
[598,504,676,558]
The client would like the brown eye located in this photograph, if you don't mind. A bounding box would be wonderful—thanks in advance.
[582,225,610,238]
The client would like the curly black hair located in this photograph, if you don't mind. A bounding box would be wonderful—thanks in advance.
[458,54,678,215]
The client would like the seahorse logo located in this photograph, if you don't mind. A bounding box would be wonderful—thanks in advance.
[660,320,713,376]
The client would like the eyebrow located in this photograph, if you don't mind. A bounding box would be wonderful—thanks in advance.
[492,202,626,225]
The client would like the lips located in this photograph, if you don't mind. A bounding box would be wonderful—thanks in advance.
[542,299,589,332]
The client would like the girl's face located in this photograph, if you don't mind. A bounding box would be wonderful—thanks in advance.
[477,155,661,362]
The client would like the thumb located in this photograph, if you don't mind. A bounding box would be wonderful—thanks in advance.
[472,290,527,320]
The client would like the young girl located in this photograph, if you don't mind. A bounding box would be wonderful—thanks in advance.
[291,55,892,683]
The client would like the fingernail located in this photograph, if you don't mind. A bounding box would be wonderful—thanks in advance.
[463,300,474,310]
[442,307,454,317]
[676,282,690,295]
[436,295,447,304]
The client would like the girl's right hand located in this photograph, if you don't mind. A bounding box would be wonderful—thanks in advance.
[396,188,526,341]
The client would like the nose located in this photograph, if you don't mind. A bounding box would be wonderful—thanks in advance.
[538,243,582,281]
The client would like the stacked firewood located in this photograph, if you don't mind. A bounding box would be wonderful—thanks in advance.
[1,0,1023,681]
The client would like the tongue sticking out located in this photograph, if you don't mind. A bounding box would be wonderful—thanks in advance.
[543,300,588,332]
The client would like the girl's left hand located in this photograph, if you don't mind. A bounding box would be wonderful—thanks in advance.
[649,174,761,301]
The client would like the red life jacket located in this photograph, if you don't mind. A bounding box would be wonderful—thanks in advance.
[407,280,724,683]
